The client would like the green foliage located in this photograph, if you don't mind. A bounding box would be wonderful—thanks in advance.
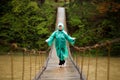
[66,1,120,56]
[0,0,56,52]
[1,0,120,57]
[110,43,120,56]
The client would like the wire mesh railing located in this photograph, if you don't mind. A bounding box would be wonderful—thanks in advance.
[71,38,120,80]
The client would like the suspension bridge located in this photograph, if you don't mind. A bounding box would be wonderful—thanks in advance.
[0,7,120,80]
[34,7,83,80]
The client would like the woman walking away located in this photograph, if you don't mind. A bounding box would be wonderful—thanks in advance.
[45,22,75,68]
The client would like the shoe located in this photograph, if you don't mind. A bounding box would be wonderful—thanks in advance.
[59,60,62,65]
[62,60,65,65]
[63,62,66,67]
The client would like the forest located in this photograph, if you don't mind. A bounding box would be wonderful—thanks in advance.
[0,0,120,56]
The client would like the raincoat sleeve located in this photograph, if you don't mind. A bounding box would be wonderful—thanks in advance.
[63,31,75,45]
[45,31,56,46]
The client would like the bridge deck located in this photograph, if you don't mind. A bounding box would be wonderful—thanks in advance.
[38,46,80,80]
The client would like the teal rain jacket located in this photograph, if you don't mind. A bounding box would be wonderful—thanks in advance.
[46,23,75,60]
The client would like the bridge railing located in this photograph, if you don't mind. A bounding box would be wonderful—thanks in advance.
[71,38,120,80]
[1,43,49,80]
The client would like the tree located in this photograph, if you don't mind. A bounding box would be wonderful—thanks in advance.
[0,0,55,51]
[54,0,58,2]
[37,0,45,6]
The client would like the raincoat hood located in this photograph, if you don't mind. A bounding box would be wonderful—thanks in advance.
[57,22,64,30]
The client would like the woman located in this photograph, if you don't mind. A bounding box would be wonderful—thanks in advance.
[46,22,75,67]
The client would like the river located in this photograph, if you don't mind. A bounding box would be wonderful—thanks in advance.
[0,55,120,80]
[0,54,47,80]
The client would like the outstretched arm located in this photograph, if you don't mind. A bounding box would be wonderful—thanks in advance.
[63,31,75,45]
[45,31,56,46]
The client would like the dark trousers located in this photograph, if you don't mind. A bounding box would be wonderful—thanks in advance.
[59,60,65,65]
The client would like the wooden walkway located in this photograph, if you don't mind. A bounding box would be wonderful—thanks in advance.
[37,46,80,80]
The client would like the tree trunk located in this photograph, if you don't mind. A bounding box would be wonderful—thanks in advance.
[37,0,45,6]
[55,0,58,2]
[64,0,66,3]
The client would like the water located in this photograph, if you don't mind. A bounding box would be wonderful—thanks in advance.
[0,55,120,80]
[0,54,47,80]
[73,56,120,80]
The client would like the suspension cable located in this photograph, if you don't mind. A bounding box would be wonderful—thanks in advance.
[86,50,91,80]
[35,52,37,80]
[76,53,78,66]
[77,50,81,68]
[106,42,111,80]
[73,38,120,51]
[38,52,41,70]
[41,54,43,68]
[74,53,77,65]
[10,51,14,80]
[22,49,25,80]
[80,50,85,79]
[29,51,32,80]
[95,49,98,80]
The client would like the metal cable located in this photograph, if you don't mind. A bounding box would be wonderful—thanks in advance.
[107,45,111,80]
[80,51,85,79]
[35,53,37,79]
[95,49,98,80]
[10,51,14,80]
[86,51,91,80]
[29,52,32,80]
[38,52,41,70]
[22,51,25,80]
